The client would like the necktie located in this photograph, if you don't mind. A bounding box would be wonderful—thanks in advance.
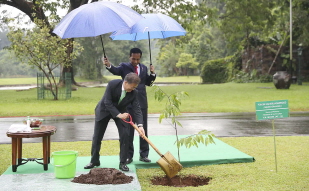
[118,90,126,103]
[134,66,138,75]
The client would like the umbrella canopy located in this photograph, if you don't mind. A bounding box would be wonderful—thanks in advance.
[53,1,143,38]
[110,13,186,41]
[53,1,143,56]
[110,13,186,64]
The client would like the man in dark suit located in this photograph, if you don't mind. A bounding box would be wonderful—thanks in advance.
[103,48,156,164]
[84,73,145,172]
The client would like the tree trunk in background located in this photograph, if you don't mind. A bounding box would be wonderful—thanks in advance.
[58,0,96,86]
[1,0,97,86]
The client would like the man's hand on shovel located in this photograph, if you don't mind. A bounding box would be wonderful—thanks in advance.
[122,114,145,138]
[117,113,129,119]
[137,126,145,137]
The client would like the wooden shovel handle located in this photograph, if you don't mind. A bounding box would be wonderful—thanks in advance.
[122,115,163,157]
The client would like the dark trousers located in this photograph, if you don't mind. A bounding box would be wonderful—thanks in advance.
[127,107,149,159]
[90,115,130,164]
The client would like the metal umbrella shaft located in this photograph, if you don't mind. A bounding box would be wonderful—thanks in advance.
[100,35,106,58]
[148,32,152,65]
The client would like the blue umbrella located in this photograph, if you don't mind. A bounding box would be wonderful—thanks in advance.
[53,1,143,57]
[110,13,186,65]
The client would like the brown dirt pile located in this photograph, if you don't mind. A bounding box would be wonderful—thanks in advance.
[72,168,133,185]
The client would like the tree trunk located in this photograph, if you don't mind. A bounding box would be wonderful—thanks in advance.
[58,38,83,87]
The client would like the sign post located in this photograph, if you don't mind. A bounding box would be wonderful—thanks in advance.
[255,100,289,172]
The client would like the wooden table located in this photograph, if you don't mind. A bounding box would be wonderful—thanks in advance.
[6,125,57,172]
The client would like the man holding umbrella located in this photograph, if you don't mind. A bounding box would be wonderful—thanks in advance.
[103,48,156,164]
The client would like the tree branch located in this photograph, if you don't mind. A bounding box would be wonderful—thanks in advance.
[1,0,51,28]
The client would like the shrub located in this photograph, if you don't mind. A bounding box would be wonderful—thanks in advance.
[200,57,232,83]
[201,52,273,83]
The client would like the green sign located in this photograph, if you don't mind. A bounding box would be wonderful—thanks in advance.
[255,100,289,120]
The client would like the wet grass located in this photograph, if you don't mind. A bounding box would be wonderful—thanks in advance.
[1,78,308,190]
[1,82,309,117]
[1,136,308,190]
[0,76,201,85]
[0,77,97,85]
[137,136,309,190]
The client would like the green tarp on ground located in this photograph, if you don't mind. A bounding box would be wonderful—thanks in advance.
[1,136,254,191]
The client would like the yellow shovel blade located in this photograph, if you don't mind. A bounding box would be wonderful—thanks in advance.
[156,151,183,178]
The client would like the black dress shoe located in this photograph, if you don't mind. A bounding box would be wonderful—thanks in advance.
[139,157,151,162]
[84,162,100,169]
[126,158,133,164]
[119,163,129,171]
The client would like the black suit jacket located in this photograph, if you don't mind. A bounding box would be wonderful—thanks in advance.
[108,62,156,109]
[95,79,143,124]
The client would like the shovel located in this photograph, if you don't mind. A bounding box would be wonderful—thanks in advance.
[122,114,182,178]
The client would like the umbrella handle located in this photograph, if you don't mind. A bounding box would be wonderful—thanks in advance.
[100,35,106,58]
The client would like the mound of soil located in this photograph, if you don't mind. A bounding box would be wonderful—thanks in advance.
[151,174,211,187]
[72,168,133,185]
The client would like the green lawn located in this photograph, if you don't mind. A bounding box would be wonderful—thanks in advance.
[0,76,201,85]
[0,77,98,85]
[1,78,308,190]
[1,82,309,117]
[0,136,308,190]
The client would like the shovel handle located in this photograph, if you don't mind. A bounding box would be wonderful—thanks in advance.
[122,115,163,157]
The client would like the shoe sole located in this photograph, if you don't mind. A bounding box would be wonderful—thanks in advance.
[84,164,100,169]
[139,159,151,162]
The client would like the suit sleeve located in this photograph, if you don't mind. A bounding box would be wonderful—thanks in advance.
[103,83,121,118]
[145,73,156,86]
[107,64,125,78]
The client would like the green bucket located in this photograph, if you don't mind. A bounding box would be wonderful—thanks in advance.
[51,150,78,179]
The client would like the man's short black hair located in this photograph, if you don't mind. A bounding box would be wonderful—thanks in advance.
[130,48,142,57]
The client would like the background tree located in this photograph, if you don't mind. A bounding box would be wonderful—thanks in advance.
[218,0,276,51]
[73,33,151,80]
[0,28,45,77]
[136,0,225,77]
[0,0,98,85]
[140,0,217,29]
[0,27,10,49]
[2,0,309,80]
[156,42,183,76]
[176,53,199,76]
[0,49,40,77]
[290,0,309,45]
[73,36,104,80]
[7,20,82,100]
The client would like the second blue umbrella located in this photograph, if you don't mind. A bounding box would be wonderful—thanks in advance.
[110,13,186,65]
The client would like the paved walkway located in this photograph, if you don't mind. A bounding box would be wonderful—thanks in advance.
[1,112,309,144]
